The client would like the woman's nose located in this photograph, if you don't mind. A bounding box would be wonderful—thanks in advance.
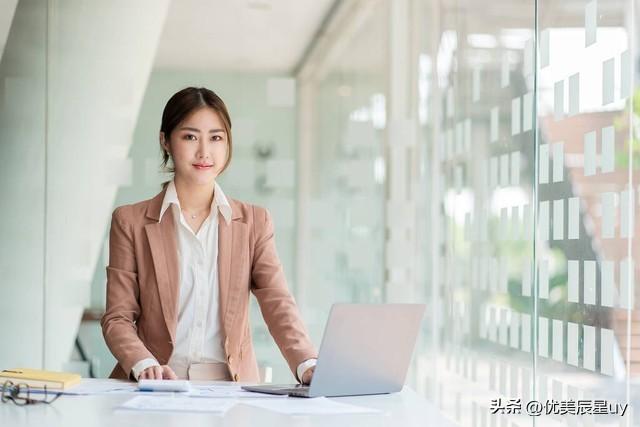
[197,141,207,158]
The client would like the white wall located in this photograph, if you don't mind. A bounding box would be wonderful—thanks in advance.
[42,0,171,371]
[0,0,47,370]
[0,0,18,62]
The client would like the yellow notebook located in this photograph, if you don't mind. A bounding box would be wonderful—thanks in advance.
[0,368,81,390]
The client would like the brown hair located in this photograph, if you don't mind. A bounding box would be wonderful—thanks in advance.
[160,87,233,174]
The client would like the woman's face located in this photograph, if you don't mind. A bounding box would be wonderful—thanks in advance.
[162,107,229,186]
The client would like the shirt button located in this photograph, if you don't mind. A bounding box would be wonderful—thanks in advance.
[233,374,239,382]
[227,355,233,364]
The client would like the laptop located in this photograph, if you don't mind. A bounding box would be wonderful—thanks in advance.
[241,303,425,398]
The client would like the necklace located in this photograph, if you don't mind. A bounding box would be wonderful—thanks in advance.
[182,207,209,220]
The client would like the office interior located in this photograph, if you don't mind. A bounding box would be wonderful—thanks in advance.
[1,0,640,425]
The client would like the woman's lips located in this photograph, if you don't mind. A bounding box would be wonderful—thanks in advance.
[193,164,213,170]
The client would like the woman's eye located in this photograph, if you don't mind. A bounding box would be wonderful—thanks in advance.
[212,135,223,142]
[185,134,197,141]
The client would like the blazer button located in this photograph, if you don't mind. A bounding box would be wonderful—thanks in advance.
[233,374,239,382]
[227,355,233,365]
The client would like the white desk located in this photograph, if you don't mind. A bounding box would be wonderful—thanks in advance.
[0,382,454,427]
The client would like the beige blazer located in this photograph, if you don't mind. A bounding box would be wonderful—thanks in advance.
[101,187,317,382]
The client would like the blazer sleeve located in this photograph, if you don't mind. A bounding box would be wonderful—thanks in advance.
[100,207,155,377]
[250,206,317,379]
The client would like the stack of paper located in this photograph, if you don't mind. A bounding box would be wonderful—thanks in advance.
[119,396,236,414]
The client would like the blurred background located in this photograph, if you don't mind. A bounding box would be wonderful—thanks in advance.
[2,0,640,425]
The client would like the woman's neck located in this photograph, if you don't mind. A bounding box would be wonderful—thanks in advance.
[173,176,215,212]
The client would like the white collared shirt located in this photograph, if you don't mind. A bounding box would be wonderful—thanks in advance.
[131,180,316,381]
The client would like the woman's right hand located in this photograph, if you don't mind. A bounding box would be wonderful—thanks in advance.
[139,364,178,380]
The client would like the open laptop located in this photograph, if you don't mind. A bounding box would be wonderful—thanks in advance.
[242,303,425,398]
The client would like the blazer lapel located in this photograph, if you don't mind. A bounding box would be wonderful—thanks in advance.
[144,188,180,342]
[218,201,248,342]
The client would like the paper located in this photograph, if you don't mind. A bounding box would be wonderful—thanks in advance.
[56,379,138,395]
[120,395,236,413]
[191,385,286,399]
[243,397,381,415]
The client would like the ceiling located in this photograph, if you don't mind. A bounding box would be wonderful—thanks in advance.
[153,0,336,73]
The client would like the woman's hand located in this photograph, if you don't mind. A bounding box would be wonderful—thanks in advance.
[301,366,315,385]
[139,365,178,380]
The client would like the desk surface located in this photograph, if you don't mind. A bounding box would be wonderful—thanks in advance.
[0,382,454,427]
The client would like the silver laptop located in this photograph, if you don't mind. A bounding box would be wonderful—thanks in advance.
[242,303,425,398]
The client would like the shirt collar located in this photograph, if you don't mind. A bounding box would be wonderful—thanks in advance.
[159,180,232,225]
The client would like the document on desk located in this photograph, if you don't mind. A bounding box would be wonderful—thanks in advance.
[243,397,382,415]
[32,379,139,395]
[190,384,286,399]
[119,396,236,414]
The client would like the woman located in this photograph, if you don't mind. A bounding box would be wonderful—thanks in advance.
[101,87,317,383]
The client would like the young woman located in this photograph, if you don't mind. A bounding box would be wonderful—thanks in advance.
[101,87,317,383]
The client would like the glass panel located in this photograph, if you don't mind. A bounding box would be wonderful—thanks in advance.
[299,2,388,346]
[537,0,635,425]
[416,0,538,425]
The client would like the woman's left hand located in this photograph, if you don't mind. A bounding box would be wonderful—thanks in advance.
[301,366,315,385]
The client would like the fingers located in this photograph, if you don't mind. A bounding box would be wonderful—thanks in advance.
[162,365,178,380]
[153,365,163,379]
[139,365,178,380]
[302,367,315,385]
[139,366,162,380]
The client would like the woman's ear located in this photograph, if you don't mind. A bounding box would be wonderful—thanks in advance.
[159,132,170,153]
